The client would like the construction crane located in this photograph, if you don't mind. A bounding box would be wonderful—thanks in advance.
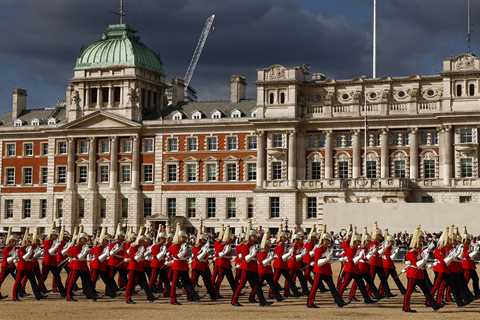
[184,14,215,92]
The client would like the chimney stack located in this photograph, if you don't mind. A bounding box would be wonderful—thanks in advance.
[171,78,185,105]
[230,75,246,103]
[12,88,27,122]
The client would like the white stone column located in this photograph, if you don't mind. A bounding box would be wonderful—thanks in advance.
[352,130,361,178]
[131,135,140,190]
[96,87,101,109]
[288,131,297,188]
[66,138,75,190]
[380,129,389,178]
[440,126,453,185]
[108,85,113,108]
[324,131,333,179]
[85,86,90,108]
[409,128,418,179]
[88,137,96,190]
[296,130,306,180]
[109,136,118,190]
[256,131,265,188]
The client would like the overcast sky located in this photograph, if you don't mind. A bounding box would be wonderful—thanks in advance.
[0,0,476,113]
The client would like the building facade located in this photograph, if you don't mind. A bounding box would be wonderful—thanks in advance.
[2,22,480,234]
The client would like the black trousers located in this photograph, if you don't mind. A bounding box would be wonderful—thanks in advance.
[384,268,406,294]
[274,268,300,296]
[338,272,374,303]
[67,270,97,300]
[260,273,282,300]
[108,266,128,292]
[125,270,154,301]
[13,269,42,300]
[232,270,267,305]
[192,268,216,299]
[466,269,480,296]
[214,267,236,295]
[452,272,474,305]
[41,265,65,296]
[361,272,381,300]
[289,269,309,295]
[308,274,344,306]
[91,269,116,297]
[371,266,392,296]
[171,270,199,303]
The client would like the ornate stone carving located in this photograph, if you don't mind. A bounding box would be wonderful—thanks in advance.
[128,87,139,106]
[265,65,287,81]
[71,90,81,109]
[454,54,476,71]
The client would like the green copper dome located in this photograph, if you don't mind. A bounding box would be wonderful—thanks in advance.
[75,24,164,75]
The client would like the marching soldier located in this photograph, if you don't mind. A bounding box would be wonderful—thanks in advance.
[212,226,236,297]
[0,228,17,299]
[461,227,480,298]
[273,224,299,297]
[191,224,216,300]
[379,231,406,295]
[148,226,170,295]
[108,224,128,292]
[257,231,283,302]
[41,223,65,297]
[90,227,115,298]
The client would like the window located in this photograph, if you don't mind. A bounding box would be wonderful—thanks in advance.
[22,168,32,185]
[142,138,154,153]
[269,92,275,104]
[56,166,67,184]
[206,136,218,151]
[207,198,216,218]
[172,112,183,120]
[336,134,352,147]
[99,165,109,183]
[56,199,63,218]
[167,164,177,182]
[394,160,406,178]
[272,161,282,180]
[226,198,236,218]
[206,163,217,182]
[78,166,88,183]
[98,139,110,153]
[280,92,286,104]
[167,138,178,152]
[90,88,98,105]
[78,140,88,154]
[99,198,107,218]
[40,199,47,218]
[23,143,33,156]
[212,111,222,119]
[143,197,152,217]
[40,167,48,184]
[120,164,131,183]
[4,200,13,219]
[78,198,85,218]
[186,198,196,218]
[226,163,237,181]
[421,196,434,203]
[5,168,15,185]
[247,198,255,218]
[311,161,322,180]
[307,134,325,149]
[57,141,67,154]
[102,87,109,103]
[120,138,132,153]
[186,163,197,182]
[247,136,257,150]
[272,134,284,148]
[41,143,48,156]
[114,87,121,103]
[366,160,377,179]
[6,143,15,157]
[121,198,128,218]
[31,118,40,126]
[423,160,435,179]
[456,84,463,97]
[227,136,238,150]
[270,197,280,218]
[307,197,317,218]
[460,196,472,203]
[167,198,176,217]
[459,128,473,143]
[22,199,31,218]
[338,161,349,179]
[143,164,153,183]
[187,137,198,151]
[247,163,257,181]
[460,158,473,178]
[192,111,203,120]
[469,83,475,96]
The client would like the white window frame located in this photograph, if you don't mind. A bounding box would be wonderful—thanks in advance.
[23,142,33,157]
[225,162,238,182]
[205,163,218,182]
[99,164,109,183]
[77,140,88,154]
[5,167,15,186]
[120,164,132,183]
[247,135,257,150]
[142,138,154,153]
[22,167,33,185]
[5,143,16,157]
[56,166,67,184]
[246,162,256,181]
[40,166,48,185]
[77,165,88,183]
[120,138,132,153]
[206,136,218,151]
[142,164,154,183]
[57,140,67,155]
[185,162,198,182]
[167,137,178,152]
[166,163,178,182]
[98,139,110,154]
[226,136,238,151]
[187,137,198,151]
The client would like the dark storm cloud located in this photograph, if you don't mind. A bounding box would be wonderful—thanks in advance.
[0,0,476,112]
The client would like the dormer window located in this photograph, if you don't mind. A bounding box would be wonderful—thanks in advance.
[14,119,23,127]
[251,111,257,118]
[212,110,222,119]
[31,119,40,126]
[231,109,242,118]
[48,118,57,126]
[172,112,183,120]
[192,111,203,120]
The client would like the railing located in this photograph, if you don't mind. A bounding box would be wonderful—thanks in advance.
[297,178,410,190]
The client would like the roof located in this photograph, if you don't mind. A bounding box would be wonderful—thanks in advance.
[157,99,257,120]
[75,24,164,75]
[0,105,66,127]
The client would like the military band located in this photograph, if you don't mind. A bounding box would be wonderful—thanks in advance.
[0,220,479,313]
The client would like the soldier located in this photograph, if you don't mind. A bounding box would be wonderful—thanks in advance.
[107,224,128,292]
[148,226,170,296]
[191,225,216,300]
[461,227,480,298]
[402,226,441,313]
[168,223,199,305]
[368,224,393,298]
[286,231,309,296]
[379,231,406,295]
[41,223,65,297]
[90,227,115,298]
[257,231,283,302]
[307,231,346,308]
[273,225,299,297]
[0,228,17,299]
[212,226,236,297]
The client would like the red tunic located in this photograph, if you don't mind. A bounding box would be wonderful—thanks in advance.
[313,245,332,275]
[56,240,66,265]
[107,241,126,268]
[357,248,370,274]
[405,249,424,280]
[214,242,231,269]
[150,244,165,269]
[17,247,33,271]
[368,240,382,267]
[257,251,273,275]
[191,245,209,272]
[433,247,449,274]
[273,244,287,270]
[90,245,107,271]
[303,240,315,265]
[342,245,359,274]
[42,239,57,267]
[382,245,395,270]
[462,245,476,270]
[169,244,189,271]
[126,245,144,272]
[67,244,89,271]
[287,242,303,270]
[1,246,15,269]
[240,243,258,272]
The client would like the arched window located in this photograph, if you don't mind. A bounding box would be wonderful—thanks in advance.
[48,118,57,126]
[469,83,475,96]
[280,92,286,104]
[269,92,275,104]
[456,84,463,97]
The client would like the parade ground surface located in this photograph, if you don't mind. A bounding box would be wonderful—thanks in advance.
[1,264,480,320]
